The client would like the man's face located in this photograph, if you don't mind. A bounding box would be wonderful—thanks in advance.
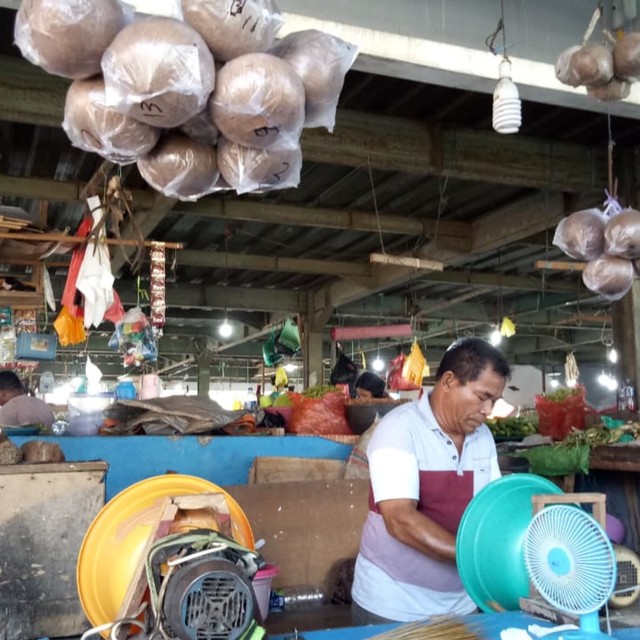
[441,366,507,435]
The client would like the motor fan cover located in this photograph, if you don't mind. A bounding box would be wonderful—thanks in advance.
[609,544,640,609]
[163,557,258,640]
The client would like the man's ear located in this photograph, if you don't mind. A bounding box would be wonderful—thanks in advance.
[438,371,458,391]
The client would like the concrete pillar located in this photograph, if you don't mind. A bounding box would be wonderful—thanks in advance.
[303,328,325,388]
[612,280,640,392]
[195,339,213,398]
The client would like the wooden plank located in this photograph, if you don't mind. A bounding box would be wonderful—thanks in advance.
[0,462,107,640]
[535,260,587,272]
[227,479,369,590]
[590,445,640,473]
[248,457,346,484]
[0,461,108,475]
[532,492,607,528]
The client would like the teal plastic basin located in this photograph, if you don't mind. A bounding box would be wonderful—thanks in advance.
[456,473,563,612]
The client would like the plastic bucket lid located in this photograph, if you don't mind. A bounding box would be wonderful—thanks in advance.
[456,473,562,612]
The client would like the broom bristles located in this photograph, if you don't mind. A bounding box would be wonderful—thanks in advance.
[367,616,483,640]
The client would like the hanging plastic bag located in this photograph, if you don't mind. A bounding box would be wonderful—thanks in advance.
[402,342,426,387]
[108,306,157,367]
[262,334,284,367]
[274,318,301,355]
[388,352,420,391]
[329,350,358,388]
[274,366,288,389]
[54,305,87,347]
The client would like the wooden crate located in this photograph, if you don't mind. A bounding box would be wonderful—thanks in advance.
[0,462,108,640]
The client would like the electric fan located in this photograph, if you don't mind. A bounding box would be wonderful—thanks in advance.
[524,505,618,640]
[609,544,640,608]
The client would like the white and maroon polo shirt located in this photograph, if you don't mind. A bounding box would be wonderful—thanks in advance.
[351,392,501,621]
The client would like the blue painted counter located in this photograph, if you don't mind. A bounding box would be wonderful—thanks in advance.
[271,612,639,640]
[8,435,352,500]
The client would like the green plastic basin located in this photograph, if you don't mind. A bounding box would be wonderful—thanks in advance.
[456,473,563,612]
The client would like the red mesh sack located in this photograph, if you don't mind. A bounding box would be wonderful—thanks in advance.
[288,392,353,435]
[535,387,586,441]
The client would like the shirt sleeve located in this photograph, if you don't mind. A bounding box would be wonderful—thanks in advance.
[367,417,420,503]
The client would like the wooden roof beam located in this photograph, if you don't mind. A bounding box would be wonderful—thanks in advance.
[0,55,608,191]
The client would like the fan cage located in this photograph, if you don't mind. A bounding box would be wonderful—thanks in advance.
[524,505,616,615]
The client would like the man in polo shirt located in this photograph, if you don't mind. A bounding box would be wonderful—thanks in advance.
[351,337,510,623]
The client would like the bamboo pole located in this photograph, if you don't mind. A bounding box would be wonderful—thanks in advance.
[0,231,183,250]
[370,252,444,271]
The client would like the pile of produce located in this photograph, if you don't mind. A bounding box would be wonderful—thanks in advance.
[559,420,640,448]
[486,416,537,440]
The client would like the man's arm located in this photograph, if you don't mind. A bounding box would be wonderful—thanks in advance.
[377,498,457,563]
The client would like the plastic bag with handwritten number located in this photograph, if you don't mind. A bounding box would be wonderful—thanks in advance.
[387,352,420,391]
[288,392,353,435]
[402,342,426,387]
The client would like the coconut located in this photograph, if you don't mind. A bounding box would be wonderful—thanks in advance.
[552,208,606,261]
[555,45,583,87]
[604,208,640,259]
[102,17,216,129]
[210,53,305,149]
[63,76,161,164]
[181,0,283,62]
[587,78,631,102]
[555,43,613,87]
[20,440,65,464]
[217,137,302,194]
[137,133,220,201]
[582,254,634,300]
[270,30,358,131]
[14,0,125,79]
[613,32,640,82]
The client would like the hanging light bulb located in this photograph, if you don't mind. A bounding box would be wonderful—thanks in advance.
[490,328,502,346]
[219,318,233,338]
[372,356,385,372]
[492,58,521,135]
[549,378,560,389]
[608,348,618,364]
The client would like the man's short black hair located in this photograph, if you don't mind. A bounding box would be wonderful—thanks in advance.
[0,371,25,392]
[435,337,511,383]
[355,371,386,398]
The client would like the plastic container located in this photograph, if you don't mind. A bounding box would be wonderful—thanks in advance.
[68,413,103,436]
[67,392,114,436]
[115,380,137,400]
[252,564,279,621]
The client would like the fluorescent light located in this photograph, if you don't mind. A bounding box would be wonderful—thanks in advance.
[490,329,502,346]
[372,356,385,372]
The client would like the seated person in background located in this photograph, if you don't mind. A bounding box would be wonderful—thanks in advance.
[0,371,55,429]
[355,371,387,400]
